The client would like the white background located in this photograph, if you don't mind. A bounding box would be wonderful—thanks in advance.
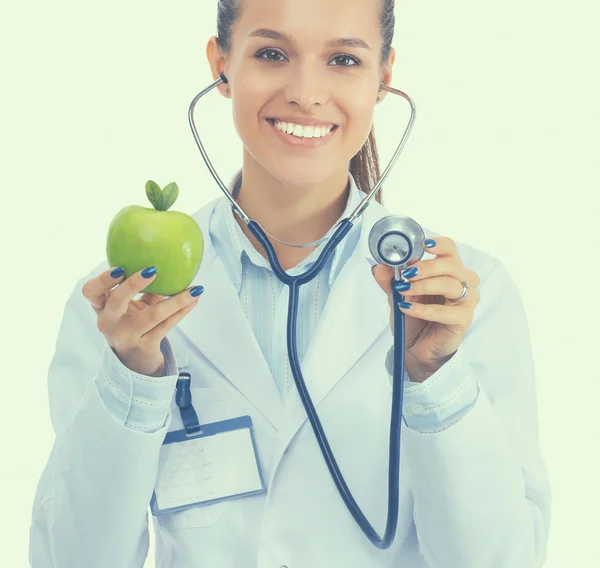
[1,1,598,566]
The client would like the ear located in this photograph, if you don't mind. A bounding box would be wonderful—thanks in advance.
[206,36,229,97]
[378,47,396,103]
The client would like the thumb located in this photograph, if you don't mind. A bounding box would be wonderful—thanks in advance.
[371,264,417,308]
[371,264,395,298]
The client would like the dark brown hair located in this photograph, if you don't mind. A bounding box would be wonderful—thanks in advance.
[216,0,395,204]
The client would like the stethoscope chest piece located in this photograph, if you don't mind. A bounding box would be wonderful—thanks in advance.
[368,215,426,268]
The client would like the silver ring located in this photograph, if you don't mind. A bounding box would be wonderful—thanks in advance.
[451,280,470,302]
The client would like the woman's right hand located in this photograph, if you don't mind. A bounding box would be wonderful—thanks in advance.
[82,266,204,377]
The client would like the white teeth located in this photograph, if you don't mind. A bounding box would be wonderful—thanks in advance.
[273,120,334,139]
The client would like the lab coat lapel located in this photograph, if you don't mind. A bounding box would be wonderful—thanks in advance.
[176,196,393,468]
[266,202,391,487]
[177,199,284,431]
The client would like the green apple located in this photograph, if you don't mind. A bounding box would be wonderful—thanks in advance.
[106,180,204,296]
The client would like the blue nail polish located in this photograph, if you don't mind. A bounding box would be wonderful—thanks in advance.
[398,301,412,309]
[424,239,437,248]
[190,285,204,297]
[393,281,412,292]
[110,267,124,279]
[402,266,419,279]
[141,266,157,279]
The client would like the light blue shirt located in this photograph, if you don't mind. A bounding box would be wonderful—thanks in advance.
[96,171,478,433]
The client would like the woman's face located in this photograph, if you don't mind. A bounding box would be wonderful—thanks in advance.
[208,0,392,188]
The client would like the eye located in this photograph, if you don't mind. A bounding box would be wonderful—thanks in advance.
[254,48,288,62]
[330,54,361,67]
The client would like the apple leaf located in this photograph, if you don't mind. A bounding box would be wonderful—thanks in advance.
[162,182,179,211]
[145,180,165,210]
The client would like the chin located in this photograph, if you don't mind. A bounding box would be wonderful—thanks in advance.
[265,159,344,191]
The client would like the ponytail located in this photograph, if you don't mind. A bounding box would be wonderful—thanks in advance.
[350,126,383,205]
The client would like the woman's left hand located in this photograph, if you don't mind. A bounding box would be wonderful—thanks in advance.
[372,237,481,382]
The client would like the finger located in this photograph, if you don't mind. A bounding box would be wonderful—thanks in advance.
[104,267,158,322]
[137,292,167,308]
[421,237,457,258]
[129,299,151,313]
[141,289,202,345]
[400,256,469,284]
[373,263,422,315]
[397,299,470,325]
[82,267,126,312]
[371,264,395,295]
[395,275,467,304]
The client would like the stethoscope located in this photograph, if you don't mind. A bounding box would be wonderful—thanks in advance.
[187,71,424,550]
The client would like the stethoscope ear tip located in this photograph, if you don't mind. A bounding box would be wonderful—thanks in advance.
[220,72,228,84]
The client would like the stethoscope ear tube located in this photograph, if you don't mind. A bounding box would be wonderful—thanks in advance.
[188,74,416,230]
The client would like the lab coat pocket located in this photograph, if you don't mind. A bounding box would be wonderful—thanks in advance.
[157,386,230,529]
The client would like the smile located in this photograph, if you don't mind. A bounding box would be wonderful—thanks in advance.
[268,119,336,139]
[266,119,338,147]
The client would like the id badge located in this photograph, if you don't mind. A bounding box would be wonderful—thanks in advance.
[150,372,266,516]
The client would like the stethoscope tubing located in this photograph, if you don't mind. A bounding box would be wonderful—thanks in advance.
[287,266,408,549]
[189,72,415,549]
[249,207,406,549]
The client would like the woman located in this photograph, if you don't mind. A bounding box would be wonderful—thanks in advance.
[29,0,552,566]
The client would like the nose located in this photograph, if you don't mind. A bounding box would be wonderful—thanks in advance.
[283,60,328,109]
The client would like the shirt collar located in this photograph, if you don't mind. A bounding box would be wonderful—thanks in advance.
[210,169,364,293]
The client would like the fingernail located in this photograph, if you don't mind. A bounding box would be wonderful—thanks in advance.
[393,281,412,292]
[110,267,124,279]
[424,239,437,248]
[190,285,204,297]
[141,266,157,279]
[402,266,419,279]
[398,301,412,309]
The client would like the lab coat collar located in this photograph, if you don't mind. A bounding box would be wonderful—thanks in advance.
[211,169,365,293]
[176,183,392,436]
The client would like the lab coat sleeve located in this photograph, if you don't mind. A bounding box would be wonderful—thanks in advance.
[96,337,179,432]
[395,261,552,568]
[29,275,180,568]
[385,343,479,432]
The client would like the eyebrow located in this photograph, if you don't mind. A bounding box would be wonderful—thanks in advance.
[248,28,372,51]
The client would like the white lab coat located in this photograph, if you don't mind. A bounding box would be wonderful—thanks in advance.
[29,195,551,568]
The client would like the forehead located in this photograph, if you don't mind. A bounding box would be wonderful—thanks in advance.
[235,0,382,44]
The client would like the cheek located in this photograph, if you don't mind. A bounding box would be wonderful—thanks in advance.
[230,78,272,137]
[339,88,377,145]
[345,83,377,121]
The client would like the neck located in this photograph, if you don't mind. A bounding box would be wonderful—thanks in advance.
[231,157,351,270]
[234,158,350,245]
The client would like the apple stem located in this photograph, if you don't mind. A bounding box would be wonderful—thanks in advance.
[145,180,179,211]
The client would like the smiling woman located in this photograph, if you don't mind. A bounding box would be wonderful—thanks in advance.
[29,0,552,566]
